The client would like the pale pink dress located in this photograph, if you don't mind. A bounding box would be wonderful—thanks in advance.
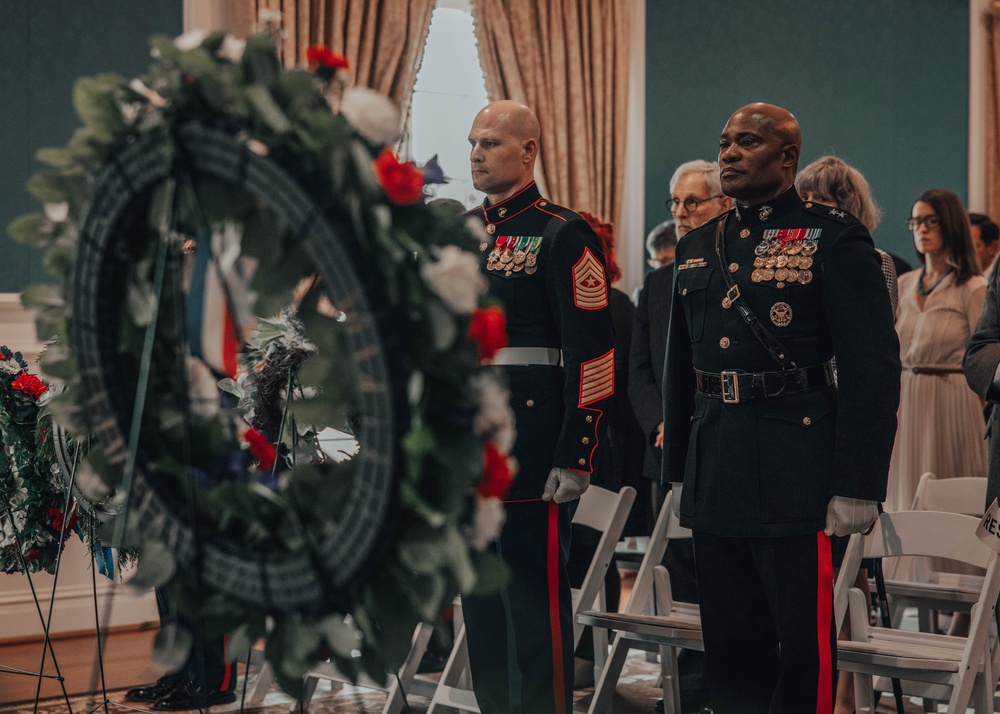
[886,269,987,513]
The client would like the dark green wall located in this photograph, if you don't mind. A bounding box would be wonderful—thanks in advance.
[646,0,969,265]
[0,1,183,292]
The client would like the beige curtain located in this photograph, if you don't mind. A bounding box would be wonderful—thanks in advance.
[233,0,435,115]
[987,5,1000,221]
[470,0,633,228]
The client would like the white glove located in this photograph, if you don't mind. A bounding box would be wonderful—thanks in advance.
[541,468,590,503]
[824,496,878,537]
[670,483,683,518]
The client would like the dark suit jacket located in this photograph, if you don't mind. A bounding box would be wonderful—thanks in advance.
[628,265,674,483]
[963,260,1000,509]
[663,188,901,537]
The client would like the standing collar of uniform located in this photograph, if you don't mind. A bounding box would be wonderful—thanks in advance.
[733,186,802,227]
[481,182,543,227]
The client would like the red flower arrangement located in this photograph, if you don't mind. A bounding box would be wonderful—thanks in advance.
[48,504,79,535]
[468,306,508,362]
[478,441,513,499]
[11,371,48,399]
[372,149,425,205]
[305,45,349,71]
[244,427,277,471]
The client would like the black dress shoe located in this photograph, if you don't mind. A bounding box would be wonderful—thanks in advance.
[153,680,236,711]
[124,673,185,703]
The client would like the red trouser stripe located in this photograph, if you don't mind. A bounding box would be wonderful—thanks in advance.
[815,531,833,714]
[547,501,566,714]
[219,632,233,692]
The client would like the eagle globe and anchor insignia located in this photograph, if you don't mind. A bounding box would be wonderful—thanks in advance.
[770,301,793,327]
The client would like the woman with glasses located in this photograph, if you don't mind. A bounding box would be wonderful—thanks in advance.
[888,189,987,515]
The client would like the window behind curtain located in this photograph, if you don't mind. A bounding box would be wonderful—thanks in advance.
[406,0,488,208]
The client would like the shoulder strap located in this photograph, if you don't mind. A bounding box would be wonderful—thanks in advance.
[714,215,794,370]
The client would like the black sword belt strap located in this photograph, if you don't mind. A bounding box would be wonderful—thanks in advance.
[715,214,793,371]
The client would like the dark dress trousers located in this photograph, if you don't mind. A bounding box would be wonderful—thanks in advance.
[662,187,900,713]
[964,260,1000,509]
[461,182,615,714]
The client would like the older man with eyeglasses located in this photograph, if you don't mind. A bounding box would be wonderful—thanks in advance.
[669,160,733,237]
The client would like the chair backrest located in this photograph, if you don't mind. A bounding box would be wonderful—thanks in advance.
[571,485,636,644]
[911,472,988,516]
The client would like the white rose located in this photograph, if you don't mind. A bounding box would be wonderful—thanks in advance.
[217,34,246,64]
[173,29,208,52]
[340,87,401,146]
[466,496,506,551]
[0,358,23,375]
[258,8,282,24]
[43,202,69,223]
[421,245,487,315]
[471,373,516,454]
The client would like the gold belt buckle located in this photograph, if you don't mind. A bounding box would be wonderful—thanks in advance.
[721,284,740,309]
[721,370,740,404]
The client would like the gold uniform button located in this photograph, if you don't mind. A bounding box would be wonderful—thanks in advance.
[728,262,739,273]
[682,288,688,296]
[719,337,731,349]
[804,202,813,208]
[582,437,590,444]
[802,416,812,426]
[578,458,586,466]
[526,399,535,407]
[585,415,593,423]
[539,201,548,207]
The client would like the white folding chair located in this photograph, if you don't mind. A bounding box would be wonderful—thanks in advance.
[835,510,1000,714]
[883,472,989,631]
[426,484,636,713]
[579,488,701,714]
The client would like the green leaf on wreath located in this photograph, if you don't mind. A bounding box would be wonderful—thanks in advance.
[73,74,127,142]
[35,146,77,170]
[153,622,193,674]
[20,283,64,310]
[7,214,51,249]
[148,35,183,66]
[246,84,292,135]
[318,613,362,660]
[469,550,510,595]
[128,540,177,591]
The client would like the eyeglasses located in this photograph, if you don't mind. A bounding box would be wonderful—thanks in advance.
[907,215,941,231]
[666,195,723,212]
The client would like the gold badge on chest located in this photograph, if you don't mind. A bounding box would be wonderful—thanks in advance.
[769,302,793,327]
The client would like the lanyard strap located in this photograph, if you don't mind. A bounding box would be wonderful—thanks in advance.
[714,215,793,371]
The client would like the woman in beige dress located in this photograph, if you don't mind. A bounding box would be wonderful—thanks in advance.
[888,189,987,513]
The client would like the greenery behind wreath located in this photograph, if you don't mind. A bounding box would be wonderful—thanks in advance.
[8,29,512,694]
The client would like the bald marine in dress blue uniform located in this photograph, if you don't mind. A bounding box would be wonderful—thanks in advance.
[662,103,901,713]
[461,100,614,714]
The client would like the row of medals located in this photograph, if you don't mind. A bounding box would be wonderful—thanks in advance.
[486,239,539,275]
[750,238,817,287]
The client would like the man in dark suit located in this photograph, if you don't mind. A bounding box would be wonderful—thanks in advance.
[461,100,615,714]
[964,259,1000,508]
[662,103,900,712]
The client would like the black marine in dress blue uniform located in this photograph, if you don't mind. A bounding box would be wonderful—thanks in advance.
[462,181,614,714]
[663,186,900,712]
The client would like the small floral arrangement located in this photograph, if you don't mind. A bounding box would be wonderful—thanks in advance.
[0,346,77,574]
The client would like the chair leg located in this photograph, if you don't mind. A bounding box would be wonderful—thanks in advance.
[291,673,322,713]
[852,671,876,714]
[381,624,435,714]
[246,657,274,705]
[659,645,681,714]
[587,636,630,714]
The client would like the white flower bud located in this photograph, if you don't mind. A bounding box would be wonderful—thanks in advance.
[217,34,246,64]
[173,29,208,52]
[421,245,487,315]
[340,87,401,146]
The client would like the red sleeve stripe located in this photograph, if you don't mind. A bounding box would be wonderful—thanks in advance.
[579,350,614,406]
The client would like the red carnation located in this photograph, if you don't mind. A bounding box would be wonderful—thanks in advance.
[23,547,41,563]
[48,505,79,534]
[468,306,507,362]
[244,427,277,471]
[306,45,349,71]
[478,441,513,499]
[372,149,425,205]
[11,372,48,399]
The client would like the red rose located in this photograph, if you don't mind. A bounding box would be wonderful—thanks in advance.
[48,505,79,534]
[11,372,48,399]
[23,547,41,562]
[468,306,508,362]
[306,45,349,70]
[372,149,425,205]
[244,427,277,471]
[478,441,513,499]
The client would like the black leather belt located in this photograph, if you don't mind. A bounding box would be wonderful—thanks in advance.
[695,361,836,404]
